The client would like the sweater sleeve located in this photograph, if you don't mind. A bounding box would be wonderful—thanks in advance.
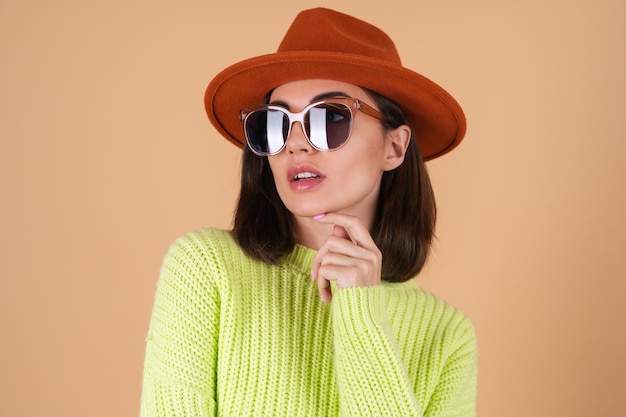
[332,285,477,417]
[140,233,220,417]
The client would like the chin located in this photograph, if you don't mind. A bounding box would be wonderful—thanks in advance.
[287,206,325,218]
[282,200,328,218]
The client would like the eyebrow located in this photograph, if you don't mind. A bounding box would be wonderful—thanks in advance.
[269,91,350,109]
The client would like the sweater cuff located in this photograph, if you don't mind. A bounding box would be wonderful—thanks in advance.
[332,285,388,335]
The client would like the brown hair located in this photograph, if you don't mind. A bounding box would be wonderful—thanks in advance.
[232,89,436,282]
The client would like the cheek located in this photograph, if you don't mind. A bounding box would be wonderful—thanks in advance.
[268,158,281,179]
[267,158,289,195]
[346,135,388,171]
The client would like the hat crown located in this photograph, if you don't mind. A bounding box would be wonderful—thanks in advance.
[277,8,402,65]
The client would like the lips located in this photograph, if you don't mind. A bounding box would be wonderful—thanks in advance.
[295,170,320,180]
[287,164,325,191]
[288,164,324,181]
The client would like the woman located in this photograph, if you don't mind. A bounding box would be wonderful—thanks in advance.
[141,7,477,417]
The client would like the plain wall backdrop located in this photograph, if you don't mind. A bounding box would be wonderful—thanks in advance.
[1,1,625,416]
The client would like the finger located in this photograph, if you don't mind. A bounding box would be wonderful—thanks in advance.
[317,257,378,288]
[317,274,332,303]
[332,225,350,240]
[315,213,377,250]
[317,234,376,263]
[318,250,365,268]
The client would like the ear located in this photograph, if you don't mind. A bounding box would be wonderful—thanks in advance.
[383,124,411,171]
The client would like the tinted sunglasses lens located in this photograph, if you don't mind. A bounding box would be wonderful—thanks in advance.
[245,109,288,155]
[306,103,352,150]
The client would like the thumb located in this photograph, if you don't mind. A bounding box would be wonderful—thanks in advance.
[332,225,350,240]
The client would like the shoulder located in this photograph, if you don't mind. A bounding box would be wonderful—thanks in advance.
[386,281,476,344]
[167,227,237,256]
[162,228,244,269]
[157,228,248,291]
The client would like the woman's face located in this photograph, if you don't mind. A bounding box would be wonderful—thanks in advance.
[267,79,404,225]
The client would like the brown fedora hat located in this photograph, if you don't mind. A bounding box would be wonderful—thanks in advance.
[204,7,466,161]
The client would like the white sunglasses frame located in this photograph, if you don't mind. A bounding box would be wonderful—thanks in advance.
[239,97,385,156]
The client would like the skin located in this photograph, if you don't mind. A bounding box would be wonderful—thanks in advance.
[267,79,411,302]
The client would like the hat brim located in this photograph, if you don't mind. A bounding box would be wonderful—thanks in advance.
[205,51,466,161]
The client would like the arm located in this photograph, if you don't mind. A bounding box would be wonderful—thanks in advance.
[332,286,477,417]
[312,213,477,416]
[423,318,477,417]
[332,285,424,416]
[140,233,220,417]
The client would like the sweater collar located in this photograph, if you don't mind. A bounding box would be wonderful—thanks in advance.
[282,244,317,274]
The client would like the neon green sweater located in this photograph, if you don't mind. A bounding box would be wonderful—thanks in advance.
[140,228,477,416]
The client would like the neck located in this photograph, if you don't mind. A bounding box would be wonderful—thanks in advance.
[292,218,334,250]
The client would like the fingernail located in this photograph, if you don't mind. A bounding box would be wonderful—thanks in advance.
[313,213,326,220]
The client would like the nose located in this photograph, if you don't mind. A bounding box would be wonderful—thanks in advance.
[285,121,314,154]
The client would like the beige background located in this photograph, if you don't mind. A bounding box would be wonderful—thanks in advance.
[1,0,625,416]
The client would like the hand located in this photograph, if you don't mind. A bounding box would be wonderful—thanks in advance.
[311,213,382,303]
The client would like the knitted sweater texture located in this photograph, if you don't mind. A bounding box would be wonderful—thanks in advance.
[140,228,477,416]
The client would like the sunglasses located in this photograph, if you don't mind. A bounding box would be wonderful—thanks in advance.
[239,97,385,156]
